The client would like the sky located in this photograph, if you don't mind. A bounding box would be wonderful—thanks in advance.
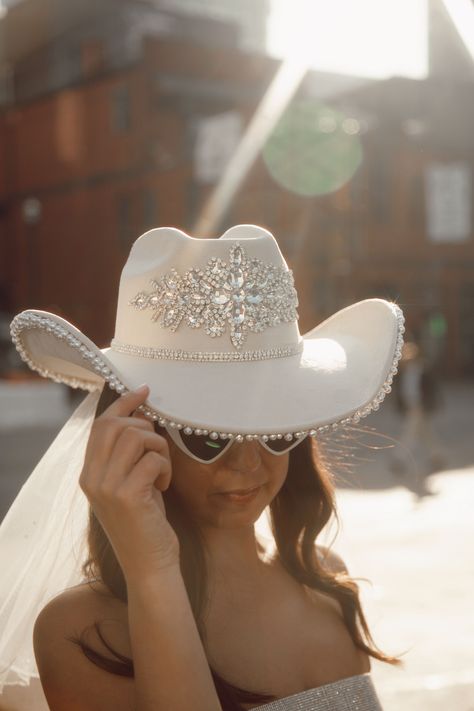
[266,0,429,80]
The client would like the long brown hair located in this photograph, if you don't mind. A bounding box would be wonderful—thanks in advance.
[70,386,403,710]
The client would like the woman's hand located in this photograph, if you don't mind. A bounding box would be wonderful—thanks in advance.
[79,385,180,582]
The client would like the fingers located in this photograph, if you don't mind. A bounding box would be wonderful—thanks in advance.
[106,427,171,487]
[84,413,155,468]
[80,383,174,503]
[105,384,151,419]
[83,435,172,506]
[118,451,173,498]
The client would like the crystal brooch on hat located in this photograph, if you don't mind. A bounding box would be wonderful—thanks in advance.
[129,243,299,349]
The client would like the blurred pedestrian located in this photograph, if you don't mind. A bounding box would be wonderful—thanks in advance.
[420,309,447,370]
[390,340,446,496]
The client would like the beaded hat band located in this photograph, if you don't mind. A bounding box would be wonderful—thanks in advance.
[10,225,405,438]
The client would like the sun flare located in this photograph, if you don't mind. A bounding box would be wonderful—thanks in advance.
[267,0,428,80]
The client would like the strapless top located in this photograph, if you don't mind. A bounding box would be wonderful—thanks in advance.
[253,673,383,710]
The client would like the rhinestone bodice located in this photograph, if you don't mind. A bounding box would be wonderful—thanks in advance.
[252,673,383,710]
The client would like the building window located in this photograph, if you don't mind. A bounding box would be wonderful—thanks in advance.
[111,85,131,133]
[369,155,391,224]
[117,195,133,251]
[0,64,13,106]
[142,190,158,230]
[409,172,424,230]
[81,39,105,78]
[460,282,474,374]
[366,282,401,302]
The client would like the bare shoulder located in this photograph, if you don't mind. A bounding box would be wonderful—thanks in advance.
[305,545,350,620]
[313,546,371,673]
[315,544,349,575]
[33,581,133,711]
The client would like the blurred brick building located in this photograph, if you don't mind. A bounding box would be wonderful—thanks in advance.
[0,0,473,376]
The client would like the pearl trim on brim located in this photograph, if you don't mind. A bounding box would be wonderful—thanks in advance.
[9,306,405,441]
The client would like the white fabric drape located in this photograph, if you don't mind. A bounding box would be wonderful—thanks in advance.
[0,389,101,697]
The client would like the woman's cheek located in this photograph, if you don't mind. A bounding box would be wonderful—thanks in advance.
[271,451,289,480]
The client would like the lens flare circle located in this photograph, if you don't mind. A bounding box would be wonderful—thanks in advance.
[262,99,363,197]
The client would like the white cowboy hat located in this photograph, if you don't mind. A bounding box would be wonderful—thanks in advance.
[10,224,404,438]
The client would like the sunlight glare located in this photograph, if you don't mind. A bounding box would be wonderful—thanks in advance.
[441,0,474,61]
[267,0,428,80]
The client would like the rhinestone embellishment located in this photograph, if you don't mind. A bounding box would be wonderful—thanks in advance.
[110,340,304,362]
[9,303,405,440]
[253,672,383,710]
[129,243,299,350]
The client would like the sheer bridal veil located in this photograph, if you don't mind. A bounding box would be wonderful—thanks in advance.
[0,389,102,707]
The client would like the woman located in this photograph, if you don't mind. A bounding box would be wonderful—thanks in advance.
[1,225,405,710]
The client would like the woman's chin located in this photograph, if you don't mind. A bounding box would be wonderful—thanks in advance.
[202,492,270,527]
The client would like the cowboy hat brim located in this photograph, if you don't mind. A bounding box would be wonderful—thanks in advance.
[10,298,404,437]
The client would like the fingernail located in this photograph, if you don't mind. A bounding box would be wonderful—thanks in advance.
[135,384,149,392]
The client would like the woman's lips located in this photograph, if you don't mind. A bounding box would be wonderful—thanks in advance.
[214,485,263,503]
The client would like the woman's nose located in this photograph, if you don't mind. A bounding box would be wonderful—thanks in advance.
[227,440,262,472]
